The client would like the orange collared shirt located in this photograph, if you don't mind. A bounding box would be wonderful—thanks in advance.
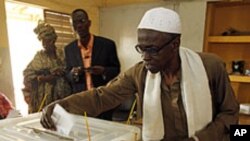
[78,35,94,90]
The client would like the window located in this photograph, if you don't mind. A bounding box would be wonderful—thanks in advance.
[44,9,75,49]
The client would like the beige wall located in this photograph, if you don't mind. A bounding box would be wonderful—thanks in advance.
[102,0,163,7]
[0,0,15,104]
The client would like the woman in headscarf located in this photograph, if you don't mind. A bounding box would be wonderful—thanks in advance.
[22,20,71,113]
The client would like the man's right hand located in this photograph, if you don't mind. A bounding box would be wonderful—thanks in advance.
[40,101,58,131]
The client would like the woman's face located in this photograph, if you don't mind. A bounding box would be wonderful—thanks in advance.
[42,38,55,52]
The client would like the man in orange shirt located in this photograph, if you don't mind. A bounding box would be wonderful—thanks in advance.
[64,9,121,120]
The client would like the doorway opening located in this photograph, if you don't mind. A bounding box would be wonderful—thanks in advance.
[5,1,44,115]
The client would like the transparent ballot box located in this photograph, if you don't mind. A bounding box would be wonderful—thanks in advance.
[0,113,141,141]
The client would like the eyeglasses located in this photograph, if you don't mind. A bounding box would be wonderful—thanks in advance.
[135,36,177,56]
[72,19,89,25]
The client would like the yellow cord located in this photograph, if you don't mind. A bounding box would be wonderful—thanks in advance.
[126,99,137,125]
[134,132,138,141]
[84,112,91,141]
[37,92,49,112]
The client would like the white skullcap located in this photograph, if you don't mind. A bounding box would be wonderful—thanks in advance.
[138,7,181,34]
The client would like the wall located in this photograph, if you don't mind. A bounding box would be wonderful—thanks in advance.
[100,1,207,72]
[179,1,207,51]
[0,0,15,104]
[102,0,163,7]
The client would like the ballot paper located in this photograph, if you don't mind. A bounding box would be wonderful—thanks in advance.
[52,104,81,135]
[6,109,22,119]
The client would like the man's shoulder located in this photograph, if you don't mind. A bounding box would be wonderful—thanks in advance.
[125,61,146,76]
[65,40,77,49]
[94,35,115,44]
[198,52,224,64]
[197,52,226,73]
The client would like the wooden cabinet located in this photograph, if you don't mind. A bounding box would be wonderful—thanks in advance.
[203,1,250,124]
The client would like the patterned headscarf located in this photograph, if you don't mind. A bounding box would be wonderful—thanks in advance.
[34,20,57,41]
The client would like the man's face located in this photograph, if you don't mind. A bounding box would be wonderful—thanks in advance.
[72,11,91,39]
[136,29,179,73]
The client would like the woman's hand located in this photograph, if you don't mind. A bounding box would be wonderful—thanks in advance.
[51,68,65,76]
[37,75,55,82]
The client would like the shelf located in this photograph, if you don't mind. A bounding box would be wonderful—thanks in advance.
[239,114,250,125]
[229,75,250,83]
[208,36,250,43]
[204,1,250,107]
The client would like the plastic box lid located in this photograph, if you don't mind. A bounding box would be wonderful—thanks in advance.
[0,113,141,141]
